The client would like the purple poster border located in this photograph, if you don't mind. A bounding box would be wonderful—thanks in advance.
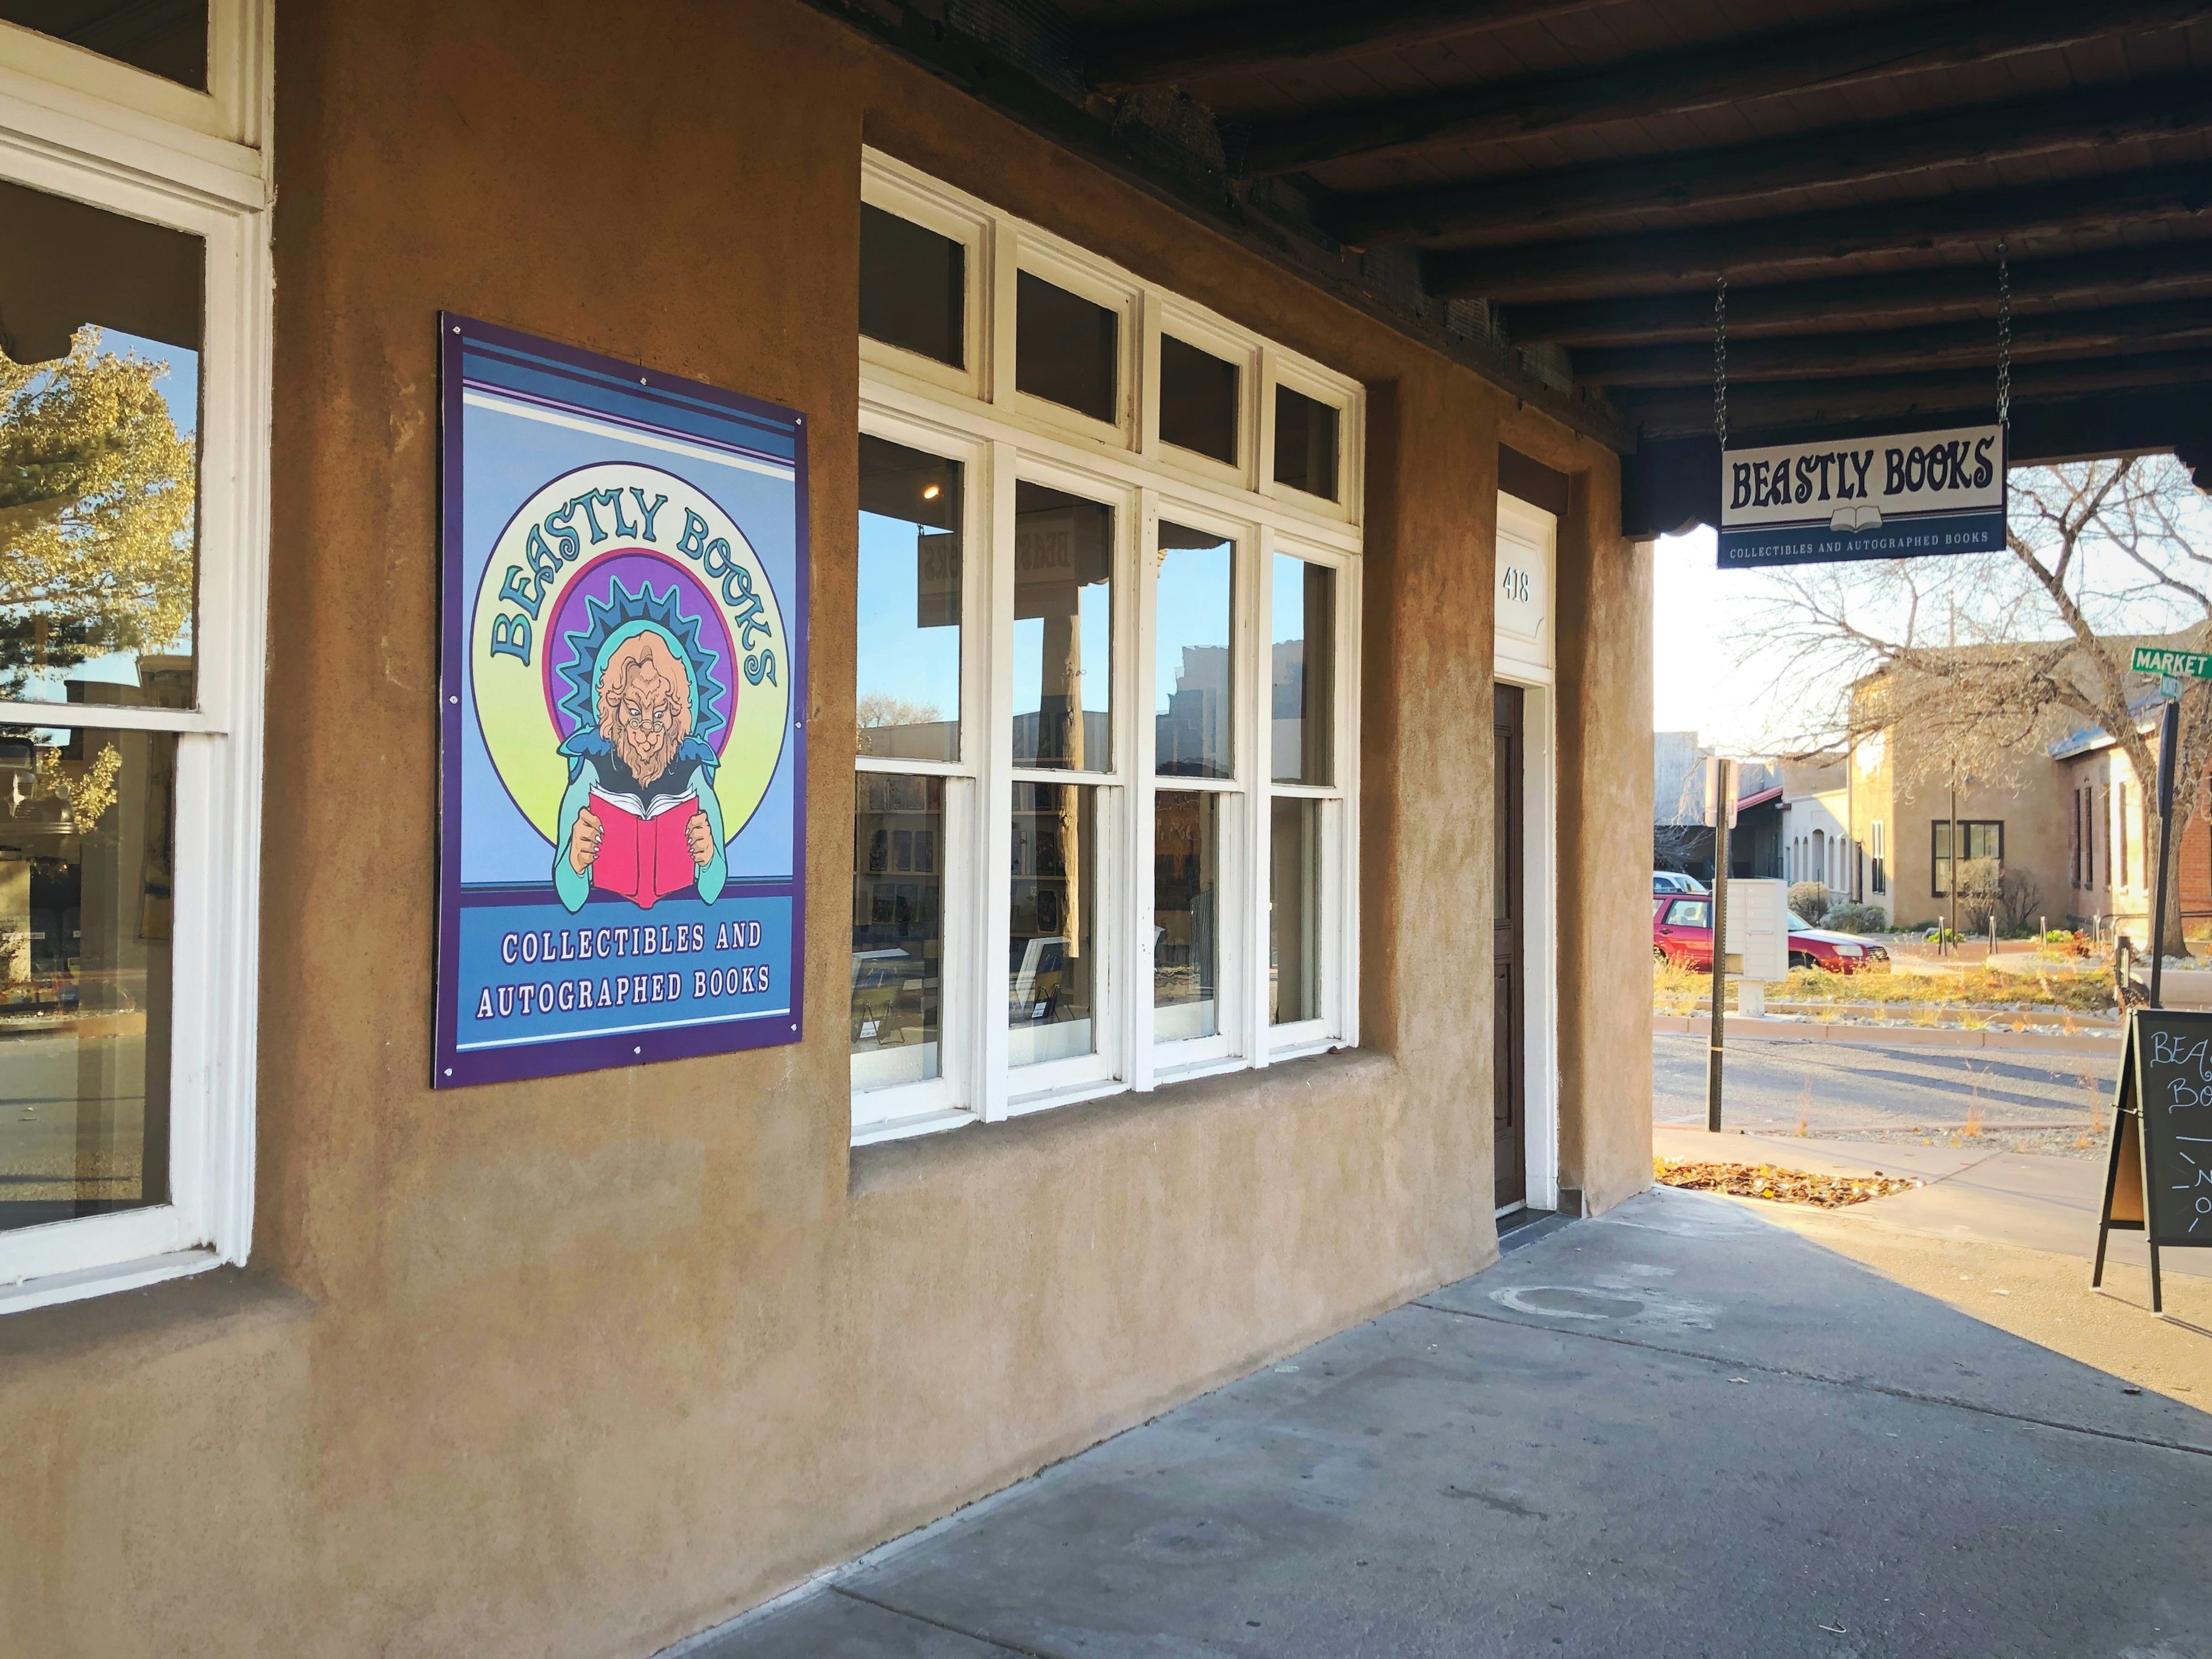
[434,313,809,1088]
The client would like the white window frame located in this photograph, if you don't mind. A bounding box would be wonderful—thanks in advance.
[853,150,1361,1146]
[0,1,272,1313]
[1259,531,1359,1062]
[850,408,993,1145]
[1142,493,1255,1088]
[860,161,992,406]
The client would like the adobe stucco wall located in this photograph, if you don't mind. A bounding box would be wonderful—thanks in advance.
[0,2,1650,1654]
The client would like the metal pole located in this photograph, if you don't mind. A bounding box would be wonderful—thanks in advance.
[1706,803,1733,1134]
[2151,695,2180,1010]
[1948,782,1959,956]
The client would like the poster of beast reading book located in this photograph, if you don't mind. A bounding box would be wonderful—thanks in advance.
[434,316,808,1086]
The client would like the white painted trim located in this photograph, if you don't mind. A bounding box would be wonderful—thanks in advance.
[1495,494,1560,1213]
[854,151,1363,1146]
[0,6,271,1306]
[860,153,993,406]
[0,700,226,733]
[0,1247,221,1316]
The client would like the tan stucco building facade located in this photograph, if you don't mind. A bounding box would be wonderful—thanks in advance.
[0,2,1655,1653]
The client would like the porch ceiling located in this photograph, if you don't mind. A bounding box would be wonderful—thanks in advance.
[809,0,2212,512]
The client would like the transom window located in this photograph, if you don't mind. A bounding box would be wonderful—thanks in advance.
[853,151,1362,1144]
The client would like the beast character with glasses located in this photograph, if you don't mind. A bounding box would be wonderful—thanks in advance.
[551,627,727,912]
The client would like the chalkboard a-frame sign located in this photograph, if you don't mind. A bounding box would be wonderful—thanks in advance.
[2093,1008,2212,1313]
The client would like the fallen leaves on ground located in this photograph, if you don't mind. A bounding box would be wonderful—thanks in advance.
[1654,1157,1919,1209]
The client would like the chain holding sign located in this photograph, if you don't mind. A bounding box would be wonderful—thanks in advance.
[1718,425,2007,570]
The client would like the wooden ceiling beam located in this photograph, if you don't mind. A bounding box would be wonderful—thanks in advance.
[1426,165,2212,300]
[1618,350,2212,438]
[1331,78,2212,249]
[1509,246,2212,347]
[1578,301,2212,388]
[1086,0,1613,93]
[1244,0,2212,176]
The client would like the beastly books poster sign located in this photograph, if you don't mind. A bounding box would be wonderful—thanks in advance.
[435,316,808,1086]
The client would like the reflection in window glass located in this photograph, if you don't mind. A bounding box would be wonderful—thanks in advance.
[1155,791,1220,1042]
[1010,782,1096,1067]
[0,725,175,1233]
[1932,820,2002,897]
[857,435,962,762]
[1016,272,1118,423]
[1160,336,1238,465]
[1013,482,1113,770]
[1271,555,1334,785]
[0,0,208,89]
[1274,384,1340,501]
[1,177,202,711]
[1270,796,1320,1025]
[1156,525,1232,778]
[850,773,945,1091]
[859,204,965,369]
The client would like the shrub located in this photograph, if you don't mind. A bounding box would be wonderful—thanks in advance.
[1952,856,2002,932]
[1787,882,1830,924]
[1823,902,1887,935]
[1997,867,2042,934]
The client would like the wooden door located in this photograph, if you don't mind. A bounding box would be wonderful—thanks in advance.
[1494,684,1527,1211]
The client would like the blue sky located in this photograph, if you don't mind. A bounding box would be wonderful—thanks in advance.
[857,510,961,714]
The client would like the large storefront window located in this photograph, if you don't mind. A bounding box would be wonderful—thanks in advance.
[852,151,1362,1142]
[0,728,176,1233]
[0,5,271,1308]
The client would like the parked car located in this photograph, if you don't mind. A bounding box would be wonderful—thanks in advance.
[1652,895,1891,975]
[1652,870,1710,897]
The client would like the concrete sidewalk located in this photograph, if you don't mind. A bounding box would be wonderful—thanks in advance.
[688,1187,2212,1659]
[1656,1123,2212,1282]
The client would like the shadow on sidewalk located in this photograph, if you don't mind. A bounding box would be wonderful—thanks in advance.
[686,1187,2212,1659]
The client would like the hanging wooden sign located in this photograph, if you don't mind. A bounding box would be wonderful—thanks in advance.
[1717,423,2006,570]
[2092,1007,2212,1314]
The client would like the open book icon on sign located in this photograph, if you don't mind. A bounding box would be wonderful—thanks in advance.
[1830,505,1883,533]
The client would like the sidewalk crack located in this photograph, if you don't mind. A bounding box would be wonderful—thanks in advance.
[832,1585,1067,1658]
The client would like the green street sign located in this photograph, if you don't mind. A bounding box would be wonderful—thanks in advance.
[2131,646,2212,680]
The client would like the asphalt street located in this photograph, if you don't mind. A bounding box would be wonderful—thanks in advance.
[1653,1032,2115,1141]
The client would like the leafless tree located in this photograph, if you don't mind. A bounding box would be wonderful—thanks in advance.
[1745,455,2212,957]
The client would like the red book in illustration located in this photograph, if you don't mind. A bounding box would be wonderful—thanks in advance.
[589,784,699,908]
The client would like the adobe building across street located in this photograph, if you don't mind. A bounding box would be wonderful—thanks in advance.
[1,2,2208,1654]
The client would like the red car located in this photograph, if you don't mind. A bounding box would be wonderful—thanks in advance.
[1652,894,1891,975]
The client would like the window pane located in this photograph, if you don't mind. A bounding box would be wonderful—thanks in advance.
[859,204,965,369]
[1271,555,1335,785]
[1016,272,1118,423]
[1010,782,1097,1066]
[0,0,207,89]
[1013,482,1113,770]
[1160,336,1238,465]
[1156,524,1232,778]
[1274,385,1340,501]
[0,725,174,1233]
[857,435,962,762]
[1270,796,1320,1025]
[851,773,944,1092]
[1155,791,1221,1043]
[1,178,202,711]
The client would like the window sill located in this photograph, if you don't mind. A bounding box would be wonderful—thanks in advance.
[0,1247,222,1318]
[849,1045,1388,1192]
[851,1105,976,1148]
